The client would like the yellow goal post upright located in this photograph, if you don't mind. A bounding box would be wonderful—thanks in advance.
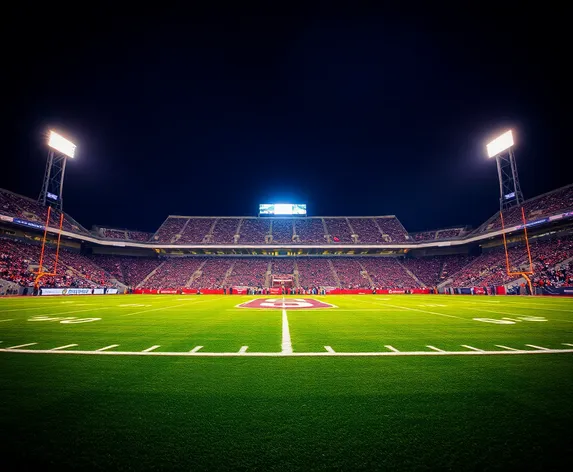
[486,129,534,295]
[33,206,65,290]
[499,206,534,295]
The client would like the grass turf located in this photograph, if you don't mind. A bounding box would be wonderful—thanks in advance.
[1,294,572,470]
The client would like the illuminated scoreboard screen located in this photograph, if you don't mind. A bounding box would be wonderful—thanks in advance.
[259,204,307,216]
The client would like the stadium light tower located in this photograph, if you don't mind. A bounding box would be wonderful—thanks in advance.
[486,130,523,211]
[38,130,76,211]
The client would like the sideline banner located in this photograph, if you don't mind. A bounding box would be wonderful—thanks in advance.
[540,286,573,296]
[40,288,93,296]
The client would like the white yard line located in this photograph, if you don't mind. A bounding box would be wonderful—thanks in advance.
[50,344,78,351]
[563,343,573,347]
[121,304,188,317]
[426,345,445,352]
[190,346,203,353]
[376,301,469,321]
[0,319,14,322]
[461,345,483,352]
[3,348,573,357]
[495,345,519,351]
[142,345,160,352]
[281,304,293,354]
[324,346,335,353]
[238,346,249,354]
[384,345,400,352]
[96,344,119,351]
[525,344,550,351]
[7,342,37,349]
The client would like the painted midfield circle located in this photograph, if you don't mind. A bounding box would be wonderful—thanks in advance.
[237,298,336,309]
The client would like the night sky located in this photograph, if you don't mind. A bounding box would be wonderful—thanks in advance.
[2,3,569,233]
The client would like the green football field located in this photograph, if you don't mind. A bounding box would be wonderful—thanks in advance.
[1,294,572,470]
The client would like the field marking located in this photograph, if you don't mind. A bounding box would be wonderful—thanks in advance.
[495,345,519,351]
[7,342,37,349]
[324,346,335,353]
[461,345,484,352]
[121,304,187,317]
[525,344,550,351]
[50,344,78,351]
[3,348,573,357]
[0,304,104,314]
[239,346,248,354]
[96,344,119,351]
[384,345,400,352]
[281,306,293,354]
[500,303,573,313]
[190,346,203,353]
[376,301,469,321]
[563,343,573,347]
[142,345,160,352]
[0,319,14,322]
[426,345,444,352]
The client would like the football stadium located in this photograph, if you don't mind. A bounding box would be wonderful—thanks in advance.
[3,5,572,470]
[1,144,573,469]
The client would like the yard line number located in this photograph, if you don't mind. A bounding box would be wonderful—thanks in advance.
[473,316,547,324]
[28,316,101,324]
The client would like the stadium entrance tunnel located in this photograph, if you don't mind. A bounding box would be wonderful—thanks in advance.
[237,298,336,309]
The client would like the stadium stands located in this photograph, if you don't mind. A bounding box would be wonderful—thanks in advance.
[478,184,573,234]
[0,238,115,288]
[239,218,270,244]
[153,217,188,243]
[296,258,338,288]
[178,218,214,244]
[224,259,268,287]
[144,258,204,289]
[324,218,353,243]
[360,258,421,289]
[376,217,410,242]
[447,236,573,287]
[271,219,294,243]
[211,218,240,244]
[403,254,476,286]
[413,227,466,242]
[0,188,89,235]
[331,258,370,288]
[271,258,294,275]
[187,259,231,289]
[294,218,326,243]
[98,228,152,242]
[349,218,383,243]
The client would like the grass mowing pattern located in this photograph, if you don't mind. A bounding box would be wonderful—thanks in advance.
[1,294,572,469]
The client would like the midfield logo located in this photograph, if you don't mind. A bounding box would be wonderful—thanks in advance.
[237,298,336,309]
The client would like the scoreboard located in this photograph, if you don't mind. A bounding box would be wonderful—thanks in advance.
[259,203,307,216]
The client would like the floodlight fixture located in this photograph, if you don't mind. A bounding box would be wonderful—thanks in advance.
[48,130,76,158]
[487,130,514,158]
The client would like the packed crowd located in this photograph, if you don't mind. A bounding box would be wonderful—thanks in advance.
[224,259,268,287]
[99,228,152,242]
[293,218,326,243]
[271,219,293,243]
[211,218,240,244]
[479,185,573,233]
[413,227,465,241]
[0,189,89,235]
[359,258,420,289]
[0,238,115,288]
[447,236,573,288]
[330,258,370,288]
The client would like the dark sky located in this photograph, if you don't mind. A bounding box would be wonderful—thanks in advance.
[1,2,570,233]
